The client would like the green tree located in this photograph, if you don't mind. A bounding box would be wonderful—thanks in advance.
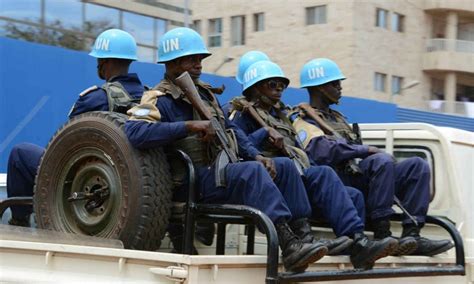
[4,19,115,51]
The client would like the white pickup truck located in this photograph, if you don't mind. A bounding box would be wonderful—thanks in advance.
[0,121,472,283]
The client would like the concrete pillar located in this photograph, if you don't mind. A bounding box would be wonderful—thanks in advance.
[444,72,457,114]
[445,12,458,51]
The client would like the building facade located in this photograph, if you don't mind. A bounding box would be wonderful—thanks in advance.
[191,0,474,115]
[0,0,190,62]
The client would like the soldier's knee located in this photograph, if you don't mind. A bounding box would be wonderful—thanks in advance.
[273,157,300,174]
[9,143,32,162]
[305,165,338,181]
[408,157,430,174]
[374,153,393,164]
[245,161,267,174]
[273,157,294,168]
[318,165,336,174]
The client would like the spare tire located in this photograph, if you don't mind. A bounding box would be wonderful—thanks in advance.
[34,111,172,251]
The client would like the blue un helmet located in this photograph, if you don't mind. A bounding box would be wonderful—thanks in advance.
[300,58,346,88]
[157,27,211,63]
[242,61,290,91]
[89,29,138,60]
[236,51,270,84]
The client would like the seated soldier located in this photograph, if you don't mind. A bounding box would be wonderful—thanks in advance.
[6,29,145,227]
[293,58,454,256]
[228,59,398,269]
[125,27,328,273]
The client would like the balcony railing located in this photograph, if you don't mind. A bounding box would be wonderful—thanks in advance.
[426,38,474,53]
[424,100,474,118]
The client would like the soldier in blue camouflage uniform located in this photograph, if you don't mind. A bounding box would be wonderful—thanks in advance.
[293,58,454,256]
[125,28,328,273]
[6,29,145,227]
[228,58,398,269]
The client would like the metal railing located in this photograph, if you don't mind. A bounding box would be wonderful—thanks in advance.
[424,100,474,118]
[426,38,474,53]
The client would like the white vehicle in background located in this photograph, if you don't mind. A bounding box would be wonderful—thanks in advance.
[0,118,472,283]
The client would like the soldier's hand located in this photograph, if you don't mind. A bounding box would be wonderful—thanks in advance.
[266,127,284,150]
[255,155,277,179]
[367,146,381,155]
[185,120,216,142]
[367,146,397,162]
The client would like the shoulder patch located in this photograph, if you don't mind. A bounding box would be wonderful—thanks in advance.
[127,90,163,123]
[292,117,325,149]
[79,85,99,97]
[130,107,151,117]
[298,130,308,142]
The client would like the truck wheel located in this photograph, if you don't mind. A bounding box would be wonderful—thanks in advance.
[34,111,172,251]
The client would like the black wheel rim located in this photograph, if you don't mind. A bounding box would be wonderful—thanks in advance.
[55,148,122,236]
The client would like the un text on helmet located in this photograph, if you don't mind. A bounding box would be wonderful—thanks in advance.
[95,38,110,51]
[308,67,325,79]
[244,68,258,83]
[163,38,180,53]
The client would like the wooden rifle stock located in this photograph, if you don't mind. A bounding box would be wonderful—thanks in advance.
[175,72,238,164]
[234,99,306,175]
[298,103,362,175]
[298,103,342,138]
[175,72,213,120]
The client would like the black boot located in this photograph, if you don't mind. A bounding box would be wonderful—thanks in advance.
[290,218,353,255]
[276,222,328,272]
[373,218,417,256]
[168,224,198,255]
[350,233,398,270]
[8,215,30,227]
[195,222,215,246]
[402,224,454,256]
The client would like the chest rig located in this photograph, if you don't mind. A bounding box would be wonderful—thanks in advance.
[157,79,238,168]
[316,109,359,144]
[255,103,298,158]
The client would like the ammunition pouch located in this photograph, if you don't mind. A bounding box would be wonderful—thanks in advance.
[102,81,136,114]
[170,129,239,189]
[113,98,141,114]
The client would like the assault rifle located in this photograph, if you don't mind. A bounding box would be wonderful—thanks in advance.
[298,103,362,175]
[232,99,308,176]
[175,71,239,187]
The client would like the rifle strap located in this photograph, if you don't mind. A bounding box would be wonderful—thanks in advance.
[298,103,338,136]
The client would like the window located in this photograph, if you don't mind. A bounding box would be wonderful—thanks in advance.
[374,72,387,92]
[45,0,83,29]
[391,76,403,95]
[391,12,404,32]
[192,20,201,34]
[306,5,327,25]
[208,18,222,47]
[136,46,155,63]
[393,148,435,200]
[253,12,264,32]
[231,15,245,46]
[123,12,154,46]
[155,18,167,45]
[84,3,119,35]
[376,8,388,28]
[0,0,41,22]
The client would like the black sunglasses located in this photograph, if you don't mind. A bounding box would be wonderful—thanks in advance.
[266,79,287,90]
